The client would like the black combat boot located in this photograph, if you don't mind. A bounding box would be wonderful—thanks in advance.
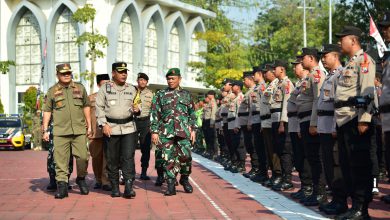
[76,177,89,195]
[123,179,136,198]
[140,167,150,180]
[67,175,72,190]
[155,169,164,186]
[322,199,348,215]
[111,181,120,197]
[164,178,177,196]
[303,186,327,207]
[243,167,259,178]
[46,174,57,192]
[54,181,68,199]
[179,175,193,193]
[273,174,294,191]
[335,203,370,220]
[250,172,269,184]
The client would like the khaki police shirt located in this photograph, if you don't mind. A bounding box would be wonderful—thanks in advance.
[95,81,137,135]
[274,76,294,123]
[261,78,279,128]
[237,86,254,127]
[380,54,390,132]
[220,92,235,124]
[228,92,244,130]
[215,105,223,129]
[335,49,375,127]
[317,66,343,134]
[43,81,90,136]
[296,66,325,126]
[250,81,266,125]
[138,87,153,118]
[203,98,217,125]
[89,92,103,139]
[287,78,305,133]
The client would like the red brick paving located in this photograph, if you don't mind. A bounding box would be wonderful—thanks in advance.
[0,150,280,220]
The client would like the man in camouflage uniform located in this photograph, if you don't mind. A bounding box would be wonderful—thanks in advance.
[150,68,196,196]
[42,63,91,199]
[134,73,154,180]
[202,90,217,159]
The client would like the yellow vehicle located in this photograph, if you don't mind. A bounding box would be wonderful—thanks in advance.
[0,114,25,150]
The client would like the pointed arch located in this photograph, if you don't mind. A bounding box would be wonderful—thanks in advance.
[186,17,206,86]
[7,1,46,113]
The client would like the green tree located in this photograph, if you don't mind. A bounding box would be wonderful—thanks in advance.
[0,60,15,113]
[72,4,109,94]
[23,87,37,114]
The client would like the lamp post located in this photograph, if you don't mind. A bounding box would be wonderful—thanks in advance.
[329,0,332,44]
[297,0,314,47]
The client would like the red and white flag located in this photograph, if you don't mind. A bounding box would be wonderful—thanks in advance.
[370,15,387,58]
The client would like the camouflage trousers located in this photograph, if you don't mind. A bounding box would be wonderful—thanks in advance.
[194,128,205,150]
[47,135,74,176]
[156,136,192,179]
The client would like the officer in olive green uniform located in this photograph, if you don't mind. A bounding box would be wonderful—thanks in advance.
[88,74,111,191]
[43,63,91,199]
[95,62,138,199]
[334,26,376,219]
[134,72,154,180]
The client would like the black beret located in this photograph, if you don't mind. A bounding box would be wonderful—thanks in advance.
[378,11,390,27]
[271,59,288,68]
[301,47,319,57]
[96,74,110,85]
[335,25,363,38]
[243,71,254,78]
[137,72,149,81]
[112,62,128,71]
[207,90,216,96]
[318,44,341,55]
[232,80,243,88]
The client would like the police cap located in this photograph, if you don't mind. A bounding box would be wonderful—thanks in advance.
[112,62,128,72]
[335,25,363,38]
[137,72,149,81]
[56,63,72,73]
[96,74,110,85]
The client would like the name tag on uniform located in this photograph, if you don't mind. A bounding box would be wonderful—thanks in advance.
[124,92,133,95]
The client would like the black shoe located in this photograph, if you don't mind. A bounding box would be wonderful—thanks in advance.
[123,179,136,198]
[323,201,348,215]
[268,176,282,187]
[273,181,294,191]
[54,181,68,199]
[76,177,89,195]
[250,173,269,183]
[381,195,390,204]
[224,162,232,171]
[94,182,102,189]
[303,194,327,207]
[111,182,120,197]
[243,168,258,178]
[46,182,57,192]
[342,209,370,220]
[102,184,112,191]
[164,179,176,196]
[230,165,239,173]
[140,167,151,180]
[291,189,304,199]
[179,175,193,193]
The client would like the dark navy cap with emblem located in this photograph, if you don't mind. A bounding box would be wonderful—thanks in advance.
[232,80,243,88]
[378,11,390,27]
[166,68,181,77]
[271,59,288,68]
[207,90,216,96]
[318,44,341,55]
[96,74,110,85]
[262,63,273,72]
[243,71,254,78]
[56,63,72,73]
[335,25,363,38]
[112,62,128,72]
[301,47,319,57]
[222,78,233,85]
[137,72,149,81]
[291,56,303,65]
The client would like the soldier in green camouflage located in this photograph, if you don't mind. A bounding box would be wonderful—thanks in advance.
[150,68,197,196]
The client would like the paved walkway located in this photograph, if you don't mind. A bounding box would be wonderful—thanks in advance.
[0,150,389,220]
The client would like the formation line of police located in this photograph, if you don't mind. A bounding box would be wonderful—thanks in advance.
[193,20,390,220]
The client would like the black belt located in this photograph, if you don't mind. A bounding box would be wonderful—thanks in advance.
[260,114,271,120]
[298,111,312,119]
[135,116,150,121]
[227,117,236,122]
[216,119,223,123]
[287,112,297,117]
[221,113,228,117]
[252,111,260,115]
[380,104,390,114]
[106,116,133,124]
[238,112,249,117]
[334,100,351,108]
[270,108,282,113]
[317,110,334,116]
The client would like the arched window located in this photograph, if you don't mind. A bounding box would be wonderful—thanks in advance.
[167,26,180,69]
[143,20,158,80]
[15,10,41,85]
[188,32,205,81]
[54,8,80,80]
[117,12,133,82]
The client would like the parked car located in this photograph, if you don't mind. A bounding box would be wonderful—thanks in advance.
[0,114,26,150]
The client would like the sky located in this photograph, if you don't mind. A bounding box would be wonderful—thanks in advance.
[222,6,259,28]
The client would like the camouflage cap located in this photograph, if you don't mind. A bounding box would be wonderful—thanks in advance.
[56,63,72,73]
[166,68,181,77]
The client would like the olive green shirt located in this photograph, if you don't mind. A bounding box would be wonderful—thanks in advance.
[43,81,90,136]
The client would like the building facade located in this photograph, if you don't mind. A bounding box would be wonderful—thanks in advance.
[0,0,214,113]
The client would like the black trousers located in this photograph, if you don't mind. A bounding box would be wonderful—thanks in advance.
[320,133,336,188]
[228,129,246,163]
[223,123,234,161]
[375,125,386,174]
[337,117,373,205]
[384,131,390,178]
[104,133,136,182]
[203,119,216,155]
[290,132,312,186]
[253,123,267,174]
[272,122,292,177]
[241,125,259,168]
[300,121,326,194]
[135,119,151,169]
[217,128,228,157]
[263,127,281,175]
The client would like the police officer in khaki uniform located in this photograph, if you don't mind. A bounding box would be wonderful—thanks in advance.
[334,26,376,219]
[134,73,154,180]
[296,48,326,206]
[270,60,295,191]
[261,64,282,187]
[221,79,236,170]
[202,90,217,159]
[317,44,347,215]
[95,62,138,198]
[89,74,111,191]
[42,63,91,199]
[240,71,259,178]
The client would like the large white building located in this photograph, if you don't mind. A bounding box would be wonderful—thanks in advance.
[0,0,215,113]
